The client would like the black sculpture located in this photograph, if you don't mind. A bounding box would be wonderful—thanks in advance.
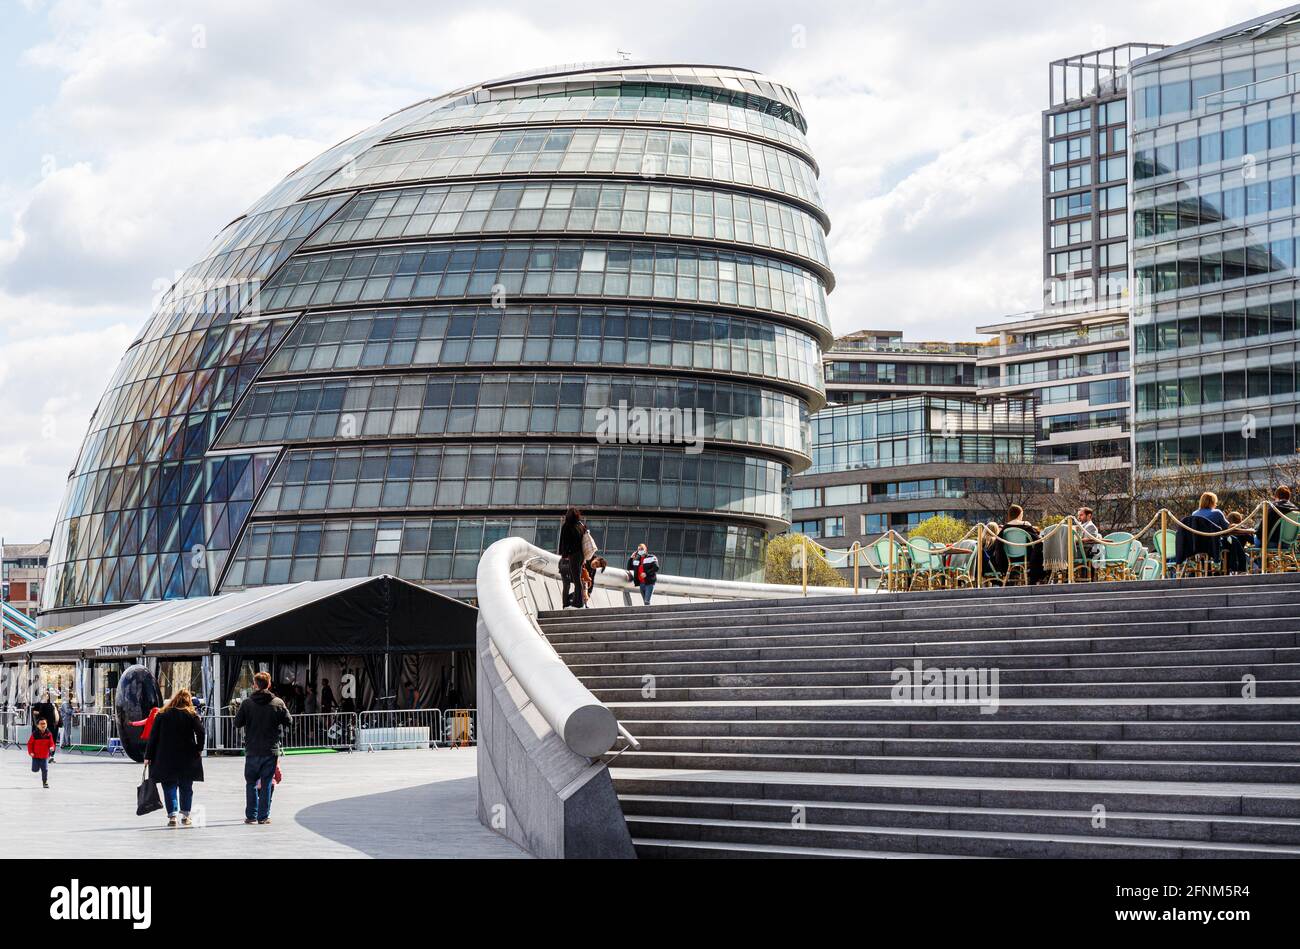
[114,664,161,762]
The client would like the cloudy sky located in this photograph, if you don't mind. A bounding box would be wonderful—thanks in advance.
[0,0,1275,541]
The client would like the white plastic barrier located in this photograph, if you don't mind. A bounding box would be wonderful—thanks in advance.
[357,709,443,750]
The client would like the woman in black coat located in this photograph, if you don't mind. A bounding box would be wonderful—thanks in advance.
[144,689,206,827]
[557,507,587,608]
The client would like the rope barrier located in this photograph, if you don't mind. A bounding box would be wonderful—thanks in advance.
[788,499,1300,595]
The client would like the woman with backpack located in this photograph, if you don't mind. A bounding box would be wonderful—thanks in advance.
[143,688,207,828]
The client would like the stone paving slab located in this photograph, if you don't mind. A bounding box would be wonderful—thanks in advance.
[0,746,527,859]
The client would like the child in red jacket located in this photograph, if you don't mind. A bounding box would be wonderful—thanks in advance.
[28,718,55,788]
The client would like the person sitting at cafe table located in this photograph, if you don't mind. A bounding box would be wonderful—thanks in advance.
[1257,485,1298,549]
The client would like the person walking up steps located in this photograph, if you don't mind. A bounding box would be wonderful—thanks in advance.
[234,671,292,825]
[28,718,55,788]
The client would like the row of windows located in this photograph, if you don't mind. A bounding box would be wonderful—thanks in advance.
[1136,424,1300,470]
[823,360,975,388]
[1050,99,1126,137]
[1049,184,1126,221]
[1135,112,1300,181]
[793,476,1054,511]
[393,88,812,155]
[260,239,830,330]
[1039,378,1130,406]
[1002,351,1129,386]
[257,443,790,521]
[223,515,768,586]
[1136,357,1300,412]
[310,126,824,212]
[1037,407,1129,438]
[812,398,1033,443]
[1136,172,1300,241]
[1011,323,1129,353]
[808,437,1034,476]
[1050,243,1129,276]
[1134,239,1300,296]
[1048,156,1127,193]
[1134,297,1300,354]
[264,304,824,391]
[217,371,810,457]
[1049,213,1128,248]
[1134,50,1300,122]
[303,179,830,270]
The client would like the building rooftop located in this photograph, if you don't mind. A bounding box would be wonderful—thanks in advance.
[2,540,51,560]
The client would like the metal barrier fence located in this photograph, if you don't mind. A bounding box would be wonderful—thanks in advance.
[66,712,114,753]
[0,709,25,748]
[443,708,476,748]
[3,707,476,755]
[357,709,443,751]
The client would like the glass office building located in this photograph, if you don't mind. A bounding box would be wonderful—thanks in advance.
[1131,8,1300,480]
[40,63,832,621]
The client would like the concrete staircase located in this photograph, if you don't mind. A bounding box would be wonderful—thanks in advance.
[537,572,1300,858]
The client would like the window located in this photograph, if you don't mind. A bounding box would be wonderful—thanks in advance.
[1051,164,1092,192]
[1053,107,1091,135]
[1052,135,1091,164]
[1051,219,1092,248]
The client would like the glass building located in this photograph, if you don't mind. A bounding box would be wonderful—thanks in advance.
[40,63,832,622]
[1131,8,1300,480]
[791,332,1072,549]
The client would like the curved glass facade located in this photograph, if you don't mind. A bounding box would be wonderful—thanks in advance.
[41,62,831,616]
[302,180,831,276]
[262,305,825,394]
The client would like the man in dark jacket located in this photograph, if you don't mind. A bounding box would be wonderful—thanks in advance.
[627,543,659,605]
[233,671,291,824]
[1258,485,1299,549]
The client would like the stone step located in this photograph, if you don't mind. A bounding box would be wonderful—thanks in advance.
[542,607,1300,643]
[620,717,1300,741]
[538,570,1300,622]
[619,794,1300,845]
[607,749,1300,782]
[541,594,1300,636]
[622,813,1300,858]
[565,645,1300,676]
[554,631,1300,663]
[547,620,1300,652]
[574,662,1300,690]
[610,768,1300,817]
[618,734,1300,762]
[606,698,1300,723]
[588,679,1300,702]
[629,838,977,859]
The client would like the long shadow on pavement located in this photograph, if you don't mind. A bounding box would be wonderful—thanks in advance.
[294,776,529,858]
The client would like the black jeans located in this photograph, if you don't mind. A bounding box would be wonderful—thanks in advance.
[560,557,584,607]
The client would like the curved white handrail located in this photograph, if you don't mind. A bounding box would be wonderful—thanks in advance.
[476,537,859,758]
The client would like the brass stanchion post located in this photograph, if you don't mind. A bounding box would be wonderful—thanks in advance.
[1067,519,1075,584]
[976,522,984,589]
[888,531,897,592]
[1160,509,1168,579]
[1262,503,1270,574]
[853,544,860,594]
[801,536,808,595]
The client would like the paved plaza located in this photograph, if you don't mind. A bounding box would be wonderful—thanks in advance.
[0,746,527,859]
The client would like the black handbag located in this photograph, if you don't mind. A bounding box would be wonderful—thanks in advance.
[136,765,163,816]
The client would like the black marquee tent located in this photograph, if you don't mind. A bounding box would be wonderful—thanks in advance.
[0,575,476,713]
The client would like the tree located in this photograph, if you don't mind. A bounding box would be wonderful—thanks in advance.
[908,514,970,546]
[765,534,848,587]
